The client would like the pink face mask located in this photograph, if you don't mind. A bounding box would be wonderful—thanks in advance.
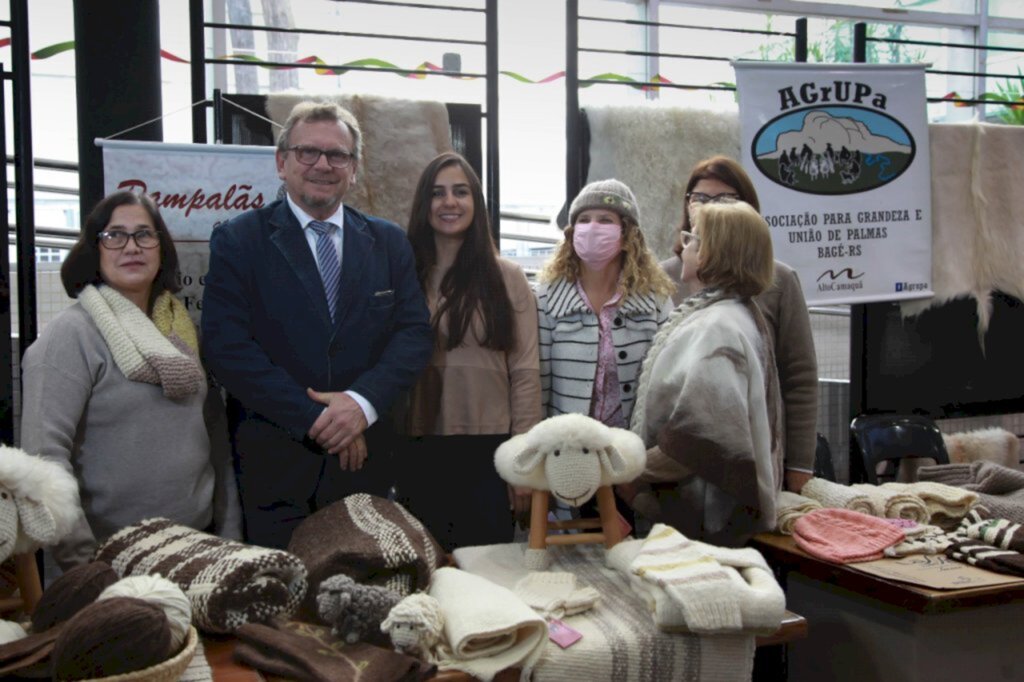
[573,222,622,270]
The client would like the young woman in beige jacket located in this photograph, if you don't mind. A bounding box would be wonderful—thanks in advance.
[400,152,541,551]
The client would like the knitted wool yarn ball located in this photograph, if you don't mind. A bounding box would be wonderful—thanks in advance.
[31,561,119,632]
[97,575,192,650]
[52,597,174,681]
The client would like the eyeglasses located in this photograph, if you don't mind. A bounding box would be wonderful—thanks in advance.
[686,191,740,205]
[97,229,160,250]
[287,145,356,169]
[679,230,701,248]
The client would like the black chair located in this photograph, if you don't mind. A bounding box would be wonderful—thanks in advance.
[850,414,950,484]
[813,433,836,482]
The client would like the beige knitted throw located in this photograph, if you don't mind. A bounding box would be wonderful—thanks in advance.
[78,285,205,399]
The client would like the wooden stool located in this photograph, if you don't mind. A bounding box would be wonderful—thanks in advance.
[527,486,624,551]
[0,553,42,616]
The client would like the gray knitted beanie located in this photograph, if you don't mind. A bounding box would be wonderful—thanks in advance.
[568,178,640,227]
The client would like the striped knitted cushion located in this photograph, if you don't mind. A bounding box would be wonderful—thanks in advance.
[95,518,307,634]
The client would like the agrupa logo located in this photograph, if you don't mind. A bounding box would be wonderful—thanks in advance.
[750,80,916,196]
[895,281,928,292]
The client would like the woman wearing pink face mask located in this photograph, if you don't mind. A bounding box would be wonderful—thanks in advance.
[536,179,675,428]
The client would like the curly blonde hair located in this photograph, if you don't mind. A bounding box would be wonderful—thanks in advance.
[539,217,675,299]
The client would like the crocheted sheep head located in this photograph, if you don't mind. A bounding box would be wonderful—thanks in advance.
[494,414,646,507]
[0,445,80,562]
[380,592,444,658]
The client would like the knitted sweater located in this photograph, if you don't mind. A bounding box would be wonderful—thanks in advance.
[631,297,782,546]
[537,277,671,424]
[662,257,818,472]
[406,258,541,436]
[19,303,238,568]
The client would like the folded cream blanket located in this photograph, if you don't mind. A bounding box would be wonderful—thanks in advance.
[776,491,823,535]
[801,478,875,515]
[429,567,547,682]
[880,481,978,524]
[851,484,930,523]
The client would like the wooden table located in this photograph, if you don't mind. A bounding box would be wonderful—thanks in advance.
[751,532,1024,682]
[753,532,1024,614]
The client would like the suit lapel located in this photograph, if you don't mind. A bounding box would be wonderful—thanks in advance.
[334,207,372,331]
[268,202,333,329]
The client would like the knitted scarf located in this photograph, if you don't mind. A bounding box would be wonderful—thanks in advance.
[78,285,205,400]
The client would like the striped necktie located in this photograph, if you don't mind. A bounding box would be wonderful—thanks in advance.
[309,220,341,321]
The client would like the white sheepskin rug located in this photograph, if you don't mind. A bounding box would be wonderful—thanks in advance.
[584,104,740,259]
[902,122,1024,341]
[942,427,1021,469]
[267,93,452,229]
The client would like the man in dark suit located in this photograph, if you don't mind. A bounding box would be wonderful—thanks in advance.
[201,101,432,549]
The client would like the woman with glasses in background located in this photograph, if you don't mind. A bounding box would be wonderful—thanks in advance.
[661,156,818,494]
[20,190,240,576]
[630,200,783,547]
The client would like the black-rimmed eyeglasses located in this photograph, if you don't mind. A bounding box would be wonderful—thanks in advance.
[97,229,160,250]
[686,191,740,205]
[287,145,356,169]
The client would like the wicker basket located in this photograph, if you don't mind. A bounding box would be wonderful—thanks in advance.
[77,625,198,682]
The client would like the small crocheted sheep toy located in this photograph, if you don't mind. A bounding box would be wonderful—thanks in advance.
[494,413,646,507]
[380,592,444,659]
[0,444,80,563]
[316,574,403,644]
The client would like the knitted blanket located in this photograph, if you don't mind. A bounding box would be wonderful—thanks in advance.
[180,637,213,682]
[919,461,1024,525]
[800,478,875,516]
[287,494,445,619]
[776,491,822,535]
[620,525,785,636]
[454,542,753,682]
[430,567,548,682]
[880,481,978,525]
[95,518,307,634]
[851,483,929,523]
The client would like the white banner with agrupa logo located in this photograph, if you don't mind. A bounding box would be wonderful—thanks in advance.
[100,139,282,322]
[733,62,932,305]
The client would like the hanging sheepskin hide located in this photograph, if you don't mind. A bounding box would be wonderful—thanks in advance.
[267,93,452,230]
[584,105,740,259]
[902,122,1024,342]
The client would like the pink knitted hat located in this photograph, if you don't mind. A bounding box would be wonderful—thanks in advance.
[793,508,906,563]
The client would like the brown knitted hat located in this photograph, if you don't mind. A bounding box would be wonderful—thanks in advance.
[32,561,119,632]
[52,597,174,681]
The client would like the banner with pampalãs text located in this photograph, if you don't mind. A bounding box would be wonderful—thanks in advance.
[100,139,282,322]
